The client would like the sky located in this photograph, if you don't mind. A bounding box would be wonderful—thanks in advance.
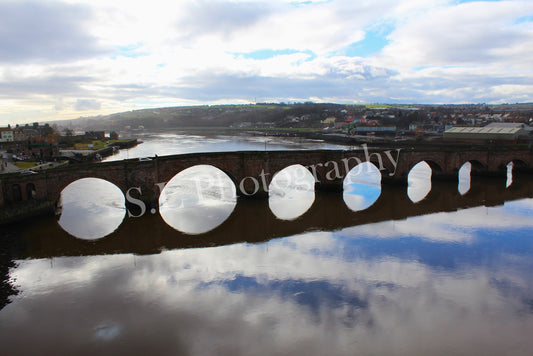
[0,0,532,125]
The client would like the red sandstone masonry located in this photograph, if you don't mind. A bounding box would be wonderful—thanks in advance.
[1,148,531,208]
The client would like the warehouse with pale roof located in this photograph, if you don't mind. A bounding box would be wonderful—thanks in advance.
[444,123,533,142]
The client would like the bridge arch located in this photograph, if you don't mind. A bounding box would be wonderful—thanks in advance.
[502,159,529,188]
[508,159,528,171]
[38,160,140,206]
[466,160,485,174]
[57,177,127,240]
[156,163,241,198]
[343,161,383,184]
[405,158,445,179]
[263,164,327,196]
[11,184,22,202]
[303,164,326,190]
[407,161,433,203]
[343,161,382,212]
[456,160,487,195]
[215,167,240,192]
[158,164,238,197]
[158,165,237,234]
[269,164,316,190]
[458,162,473,195]
[422,160,443,174]
[51,174,129,209]
[26,183,36,200]
[269,164,321,186]
[268,164,316,220]
[497,158,529,172]
[57,177,127,201]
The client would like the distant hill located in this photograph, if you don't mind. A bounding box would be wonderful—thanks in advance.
[47,102,533,132]
[73,103,353,131]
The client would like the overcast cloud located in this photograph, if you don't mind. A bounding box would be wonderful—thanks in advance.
[0,0,532,124]
[0,2,107,63]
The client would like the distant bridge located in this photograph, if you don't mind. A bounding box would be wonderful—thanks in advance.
[1,147,532,218]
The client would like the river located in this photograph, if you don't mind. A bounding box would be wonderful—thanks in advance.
[1,132,532,355]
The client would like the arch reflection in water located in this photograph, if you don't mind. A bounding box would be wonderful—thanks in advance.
[159,165,237,234]
[57,178,126,240]
[506,162,513,188]
[269,164,315,220]
[407,161,432,203]
[458,162,472,195]
[343,162,381,212]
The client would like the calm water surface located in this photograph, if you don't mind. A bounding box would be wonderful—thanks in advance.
[103,132,349,161]
[1,134,532,355]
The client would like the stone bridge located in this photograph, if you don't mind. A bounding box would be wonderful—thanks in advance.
[9,176,533,259]
[1,147,532,215]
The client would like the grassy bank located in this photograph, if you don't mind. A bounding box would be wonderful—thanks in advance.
[13,162,37,169]
[71,139,136,151]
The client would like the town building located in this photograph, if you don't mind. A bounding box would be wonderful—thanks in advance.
[321,117,337,127]
[443,122,533,142]
[0,127,14,142]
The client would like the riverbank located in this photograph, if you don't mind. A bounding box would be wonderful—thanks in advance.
[152,127,529,151]
[60,139,139,162]
[93,138,140,160]
[128,126,400,146]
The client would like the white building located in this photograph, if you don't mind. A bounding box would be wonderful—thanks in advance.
[0,128,14,142]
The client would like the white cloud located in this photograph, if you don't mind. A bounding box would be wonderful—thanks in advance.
[0,0,532,124]
[0,1,109,63]
[381,1,533,68]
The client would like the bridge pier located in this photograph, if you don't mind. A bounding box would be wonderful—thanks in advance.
[432,173,461,182]
[315,178,344,192]
[507,171,533,198]
[381,175,408,186]
[235,179,269,199]
[470,169,507,179]
[124,184,162,217]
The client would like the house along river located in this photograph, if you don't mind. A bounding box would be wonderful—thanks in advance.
[1,132,533,355]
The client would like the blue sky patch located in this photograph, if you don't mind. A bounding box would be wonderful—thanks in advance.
[234,49,316,61]
[199,275,367,315]
[344,27,391,57]
[455,0,502,3]
[114,43,149,58]
[516,15,533,24]
[290,0,332,7]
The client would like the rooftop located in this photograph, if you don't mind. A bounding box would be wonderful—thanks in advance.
[445,127,521,134]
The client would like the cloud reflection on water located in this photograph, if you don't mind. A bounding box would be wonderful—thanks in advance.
[104,133,347,162]
[3,199,533,354]
[458,162,471,195]
[268,164,315,220]
[407,161,432,203]
[506,162,514,188]
[159,165,237,234]
[343,162,381,212]
[57,178,126,240]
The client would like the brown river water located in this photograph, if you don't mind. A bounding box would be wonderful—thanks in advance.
[1,132,532,355]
